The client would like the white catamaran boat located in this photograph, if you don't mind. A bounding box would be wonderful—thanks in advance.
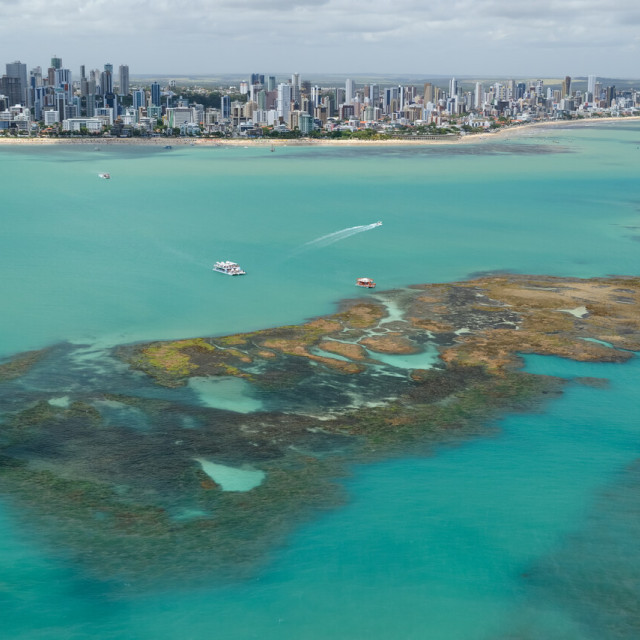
[213,260,246,275]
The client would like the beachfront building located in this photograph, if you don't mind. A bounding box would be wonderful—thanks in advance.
[299,112,314,135]
[166,106,194,128]
[62,117,104,132]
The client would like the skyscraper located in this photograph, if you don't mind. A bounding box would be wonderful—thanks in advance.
[119,65,130,96]
[50,56,62,70]
[423,83,434,104]
[369,83,379,106]
[311,85,321,107]
[277,83,291,122]
[449,77,458,98]
[345,78,355,105]
[221,95,231,119]
[605,85,616,107]
[587,75,597,98]
[101,64,113,96]
[0,76,21,106]
[6,61,27,105]
[594,82,602,102]
[151,82,161,107]
[474,82,483,110]
[562,76,571,97]
[291,73,300,104]
[132,88,146,110]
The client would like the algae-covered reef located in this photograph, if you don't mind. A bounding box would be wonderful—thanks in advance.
[0,347,51,382]
[1,275,639,588]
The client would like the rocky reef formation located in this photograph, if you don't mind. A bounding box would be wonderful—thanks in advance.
[0,274,638,588]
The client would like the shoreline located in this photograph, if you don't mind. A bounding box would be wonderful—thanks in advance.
[0,115,638,148]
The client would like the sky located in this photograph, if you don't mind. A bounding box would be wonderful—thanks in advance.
[1,0,639,79]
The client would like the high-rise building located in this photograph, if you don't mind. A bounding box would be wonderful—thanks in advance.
[594,82,602,101]
[587,75,597,98]
[101,64,113,96]
[605,86,616,107]
[562,76,571,97]
[86,93,96,117]
[369,83,379,106]
[474,82,483,110]
[0,76,21,106]
[345,78,355,104]
[30,67,43,107]
[51,56,62,70]
[221,95,231,119]
[291,73,300,105]
[299,112,313,135]
[119,65,130,96]
[277,83,291,122]
[398,85,405,111]
[6,61,27,105]
[384,86,400,114]
[449,77,458,98]
[267,76,276,92]
[132,88,146,110]
[311,85,321,107]
[423,83,434,104]
[151,82,161,107]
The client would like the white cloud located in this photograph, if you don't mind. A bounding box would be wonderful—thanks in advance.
[0,0,639,76]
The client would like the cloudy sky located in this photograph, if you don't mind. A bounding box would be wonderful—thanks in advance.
[1,0,639,78]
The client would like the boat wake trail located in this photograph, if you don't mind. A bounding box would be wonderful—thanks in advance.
[293,222,382,255]
[155,241,211,269]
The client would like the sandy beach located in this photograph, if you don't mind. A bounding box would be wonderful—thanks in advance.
[0,115,638,148]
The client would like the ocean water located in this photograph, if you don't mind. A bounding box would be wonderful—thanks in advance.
[1,123,639,639]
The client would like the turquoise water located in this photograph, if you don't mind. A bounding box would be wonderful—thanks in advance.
[1,123,640,638]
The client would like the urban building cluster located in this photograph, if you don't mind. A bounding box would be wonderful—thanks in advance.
[1,57,639,138]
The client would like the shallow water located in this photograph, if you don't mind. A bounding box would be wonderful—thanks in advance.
[1,123,640,638]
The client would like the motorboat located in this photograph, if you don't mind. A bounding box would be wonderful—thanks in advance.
[213,260,246,276]
[356,277,376,288]
[98,173,110,179]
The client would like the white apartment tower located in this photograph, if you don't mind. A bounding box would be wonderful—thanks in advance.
[345,78,355,104]
[277,83,292,122]
[449,77,458,98]
[474,82,483,110]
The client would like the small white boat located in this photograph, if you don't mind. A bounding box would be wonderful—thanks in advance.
[98,173,111,179]
[373,221,382,227]
[213,260,246,276]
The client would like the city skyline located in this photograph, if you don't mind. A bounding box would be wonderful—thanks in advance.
[0,0,639,77]
[2,50,635,140]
